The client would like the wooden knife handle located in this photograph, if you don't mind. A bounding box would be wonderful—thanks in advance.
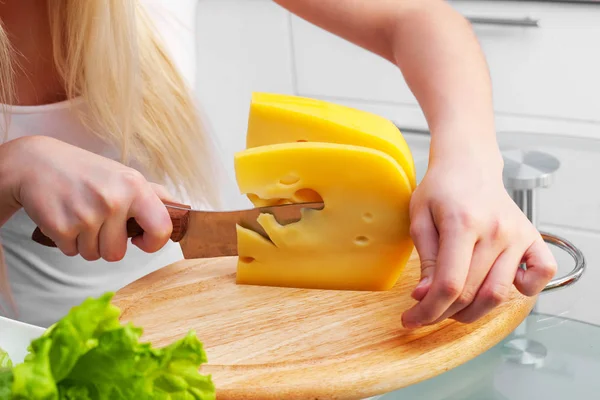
[31,201,192,248]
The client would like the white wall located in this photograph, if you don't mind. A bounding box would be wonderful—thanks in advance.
[193,0,600,324]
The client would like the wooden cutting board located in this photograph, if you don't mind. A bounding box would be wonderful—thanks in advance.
[113,250,536,400]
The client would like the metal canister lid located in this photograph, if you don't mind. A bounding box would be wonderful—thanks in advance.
[502,148,560,190]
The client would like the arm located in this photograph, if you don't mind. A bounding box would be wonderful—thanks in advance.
[274,0,556,327]
[273,0,502,165]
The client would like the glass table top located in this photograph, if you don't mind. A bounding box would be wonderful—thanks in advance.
[377,311,600,399]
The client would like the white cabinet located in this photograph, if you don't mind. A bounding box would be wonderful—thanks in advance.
[290,0,600,126]
[451,0,600,123]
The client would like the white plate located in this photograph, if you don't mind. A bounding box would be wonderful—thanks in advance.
[0,316,45,364]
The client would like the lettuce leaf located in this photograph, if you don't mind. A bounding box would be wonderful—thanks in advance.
[11,337,57,399]
[1,292,215,400]
[0,346,12,400]
[0,368,13,400]
[0,347,11,369]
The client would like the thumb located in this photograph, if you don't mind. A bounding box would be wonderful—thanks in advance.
[409,209,439,301]
[515,236,558,296]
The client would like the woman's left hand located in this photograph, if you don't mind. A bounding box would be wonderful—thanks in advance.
[401,153,557,328]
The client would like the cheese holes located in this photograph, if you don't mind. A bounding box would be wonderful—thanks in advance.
[248,193,289,207]
[293,188,323,203]
[247,194,261,203]
[278,175,300,186]
[362,212,373,222]
[239,256,255,263]
[297,139,308,142]
[354,236,370,246]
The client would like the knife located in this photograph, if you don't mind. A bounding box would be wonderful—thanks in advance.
[31,201,325,258]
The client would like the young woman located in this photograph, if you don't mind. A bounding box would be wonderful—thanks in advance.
[0,0,557,329]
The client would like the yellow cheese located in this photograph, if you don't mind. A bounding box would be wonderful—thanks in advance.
[246,92,417,190]
[234,142,414,291]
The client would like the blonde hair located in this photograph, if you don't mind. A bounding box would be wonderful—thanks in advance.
[0,0,221,314]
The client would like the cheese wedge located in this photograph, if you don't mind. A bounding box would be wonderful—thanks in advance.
[246,92,417,190]
[234,142,414,291]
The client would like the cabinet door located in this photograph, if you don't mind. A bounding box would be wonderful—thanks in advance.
[291,1,600,123]
[451,0,600,123]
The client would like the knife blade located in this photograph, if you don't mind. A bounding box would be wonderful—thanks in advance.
[31,201,325,258]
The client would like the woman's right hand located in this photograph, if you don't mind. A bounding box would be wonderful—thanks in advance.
[0,135,174,261]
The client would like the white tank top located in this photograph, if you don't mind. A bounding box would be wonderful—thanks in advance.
[0,0,202,327]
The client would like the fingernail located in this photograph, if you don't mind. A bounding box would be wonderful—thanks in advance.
[517,268,525,280]
[415,276,431,290]
[402,314,422,329]
[403,320,422,329]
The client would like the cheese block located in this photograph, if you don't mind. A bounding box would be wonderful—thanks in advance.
[234,142,414,291]
[246,92,417,190]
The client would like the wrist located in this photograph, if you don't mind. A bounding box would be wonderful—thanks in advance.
[0,139,25,224]
[428,128,504,175]
[0,137,49,205]
[0,138,25,204]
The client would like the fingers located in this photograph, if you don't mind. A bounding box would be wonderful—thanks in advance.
[402,220,477,329]
[72,182,174,259]
[17,137,176,261]
[36,180,174,260]
[68,205,103,261]
[431,239,500,324]
[129,184,173,253]
[98,209,129,262]
[409,209,439,301]
[76,224,102,261]
[406,233,555,327]
[452,248,521,323]
[400,169,557,329]
[49,227,79,258]
[27,198,78,257]
[515,236,557,296]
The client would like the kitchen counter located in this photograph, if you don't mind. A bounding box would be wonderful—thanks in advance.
[378,312,600,399]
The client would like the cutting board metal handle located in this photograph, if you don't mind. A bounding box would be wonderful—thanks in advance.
[541,232,586,292]
[31,201,191,248]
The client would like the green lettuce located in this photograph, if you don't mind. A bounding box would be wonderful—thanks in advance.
[0,292,215,400]
[0,347,11,369]
[0,344,13,400]
[0,369,12,400]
